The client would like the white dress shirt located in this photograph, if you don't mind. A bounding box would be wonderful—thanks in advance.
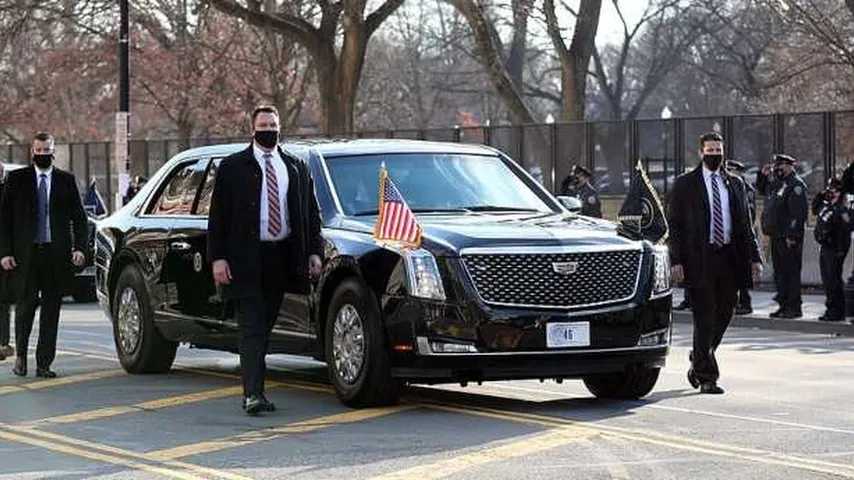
[253,143,290,241]
[34,165,53,243]
[702,165,731,245]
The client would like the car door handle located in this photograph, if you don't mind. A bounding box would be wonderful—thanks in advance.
[170,241,192,251]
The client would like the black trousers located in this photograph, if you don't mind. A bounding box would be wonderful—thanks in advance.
[235,242,287,397]
[771,236,803,312]
[820,246,847,319]
[737,288,751,308]
[689,245,738,384]
[15,245,63,368]
[0,302,9,346]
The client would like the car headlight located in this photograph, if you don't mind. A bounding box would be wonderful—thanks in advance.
[403,249,446,301]
[651,245,671,298]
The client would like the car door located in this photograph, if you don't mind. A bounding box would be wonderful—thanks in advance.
[155,158,223,338]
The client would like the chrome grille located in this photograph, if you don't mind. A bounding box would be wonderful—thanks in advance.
[462,249,642,308]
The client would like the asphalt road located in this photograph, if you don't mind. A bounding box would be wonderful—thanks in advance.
[1,303,854,479]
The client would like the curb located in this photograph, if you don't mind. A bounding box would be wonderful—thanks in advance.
[672,311,854,337]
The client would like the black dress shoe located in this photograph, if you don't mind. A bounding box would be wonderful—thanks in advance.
[687,369,700,389]
[700,382,725,394]
[36,368,57,378]
[243,395,263,415]
[779,310,803,319]
[12,357,26,377]
[259,394,276,412]
[674,300,691,311]
[818,314,843,322]
[769,309,785,318]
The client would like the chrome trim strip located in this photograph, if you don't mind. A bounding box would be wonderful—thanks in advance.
[414,338,667,357]
[460,245,642,255]
[650,289,672,300]
[155,310,219,325]
[271,328,317,340]
[459,246,645,310]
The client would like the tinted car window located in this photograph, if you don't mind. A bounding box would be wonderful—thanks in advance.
[148,159,209,216]
[195,158,221,216]
[324,153,554,216]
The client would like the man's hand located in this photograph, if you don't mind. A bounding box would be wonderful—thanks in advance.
[752,262,763,283]
[213,259,232,285]
[761,163,772,176]
[0,256,16,271]
[785,238,797,248]
[71,250,85,267]
[308,255,322,280]
[671,264,684,285]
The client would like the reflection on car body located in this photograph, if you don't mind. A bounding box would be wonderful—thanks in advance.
[94,140,672,407]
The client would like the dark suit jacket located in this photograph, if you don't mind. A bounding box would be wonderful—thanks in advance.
[0,166,88,300]
[668,166,762,289]
[207,145,323,299]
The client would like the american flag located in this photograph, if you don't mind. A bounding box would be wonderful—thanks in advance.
[373,166,422,248]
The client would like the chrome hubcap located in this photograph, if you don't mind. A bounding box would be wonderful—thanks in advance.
[117,287,141,354]
[332,304,365,385]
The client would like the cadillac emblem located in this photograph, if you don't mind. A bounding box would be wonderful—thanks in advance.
[552,261,578,275]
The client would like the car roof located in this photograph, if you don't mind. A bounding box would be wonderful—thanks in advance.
[169,139,500,163]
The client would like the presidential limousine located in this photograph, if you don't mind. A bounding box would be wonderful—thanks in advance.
[94,139,672,407]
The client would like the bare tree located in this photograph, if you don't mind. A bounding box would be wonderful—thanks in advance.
[207,0,404,134]
[542,0,602,121]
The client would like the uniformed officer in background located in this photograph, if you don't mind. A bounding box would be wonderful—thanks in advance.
[570,165,602,218]
[812,177,851,322]
[757,154,808,319]
[727,160,757,314]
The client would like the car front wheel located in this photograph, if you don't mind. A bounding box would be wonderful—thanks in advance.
[325,278,401,407]
[583,366,660,400]
[112,264,177,374]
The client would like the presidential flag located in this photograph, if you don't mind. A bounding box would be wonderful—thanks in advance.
[83,177,107,217]
[618,160,668,243]
[373,166,422,248]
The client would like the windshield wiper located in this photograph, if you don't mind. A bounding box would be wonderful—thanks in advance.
[463,205,542,212]
[351,208,471,216]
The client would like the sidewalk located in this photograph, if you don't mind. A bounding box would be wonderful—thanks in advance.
[671,288,854,337]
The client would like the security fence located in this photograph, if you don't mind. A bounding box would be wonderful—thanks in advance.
[4,110,854,212]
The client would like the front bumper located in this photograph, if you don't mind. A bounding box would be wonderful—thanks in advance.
[383,294,672,383]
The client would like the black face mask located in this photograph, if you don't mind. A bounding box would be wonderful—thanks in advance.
[254,130,279,149]
[702,154,723,171]
[33,154,53,169]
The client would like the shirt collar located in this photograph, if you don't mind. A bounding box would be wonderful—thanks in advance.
[253,142,279,163]
[702,165,721,179]
[35,165,53,177]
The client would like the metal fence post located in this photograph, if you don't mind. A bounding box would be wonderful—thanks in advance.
[84,143,91,187]
[550,123,558,193]
[772,113,785,154]
[723,116,735,159]
[105,142,113,211]
[628,120,639,166]
[584,122,595,172]
[143,140,150,178]
[453,126,461,143]
[823,111,836,178]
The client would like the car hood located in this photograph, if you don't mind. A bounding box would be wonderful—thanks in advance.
[337,212,641,256]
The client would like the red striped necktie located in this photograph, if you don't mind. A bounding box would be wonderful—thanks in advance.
[264,153,282,237]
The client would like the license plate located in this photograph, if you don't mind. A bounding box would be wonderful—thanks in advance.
[546,322,590,348]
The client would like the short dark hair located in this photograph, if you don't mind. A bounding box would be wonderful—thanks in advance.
[698,132,724,149]
[33,132,54,144]
[251,105,279,125]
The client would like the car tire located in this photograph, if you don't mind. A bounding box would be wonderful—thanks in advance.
[583,366,660,400]
[325,278,401,408]
[112,264,177,374]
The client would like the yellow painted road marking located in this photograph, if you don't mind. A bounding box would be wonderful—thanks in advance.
[0,369,126,396]
[369,425,597,480]
[149,405,415,461]
[1,424,253,480]
[428,402,854,479]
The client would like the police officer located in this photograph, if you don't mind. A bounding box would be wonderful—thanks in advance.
[757,154,808,319]
[727,160,757,314]
[570,165,602,218]
[812,177,851,322]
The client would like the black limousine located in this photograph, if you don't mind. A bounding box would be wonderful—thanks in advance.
[94,140,672,407]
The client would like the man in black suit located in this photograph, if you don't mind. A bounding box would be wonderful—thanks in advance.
[208,106,323,415]
[571,165,602,218]
[0,162,14,361]
[0,132,88,377]
[726,160,757,315]
[669,132,762,394]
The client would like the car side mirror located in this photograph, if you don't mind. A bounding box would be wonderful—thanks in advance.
[557,195,583,213]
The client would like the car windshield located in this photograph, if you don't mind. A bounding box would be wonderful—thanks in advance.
[324,153,555,216]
